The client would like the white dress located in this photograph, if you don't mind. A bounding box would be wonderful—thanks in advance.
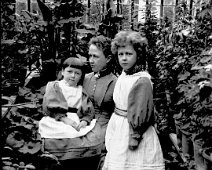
[39,80,96,139]
[103,71,165,170]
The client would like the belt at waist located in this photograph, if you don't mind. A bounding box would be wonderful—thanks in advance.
[68,107,78,113]
[114,108,127,117]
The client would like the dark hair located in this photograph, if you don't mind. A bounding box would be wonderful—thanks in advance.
[89,35,112,59]
[111,30,148,72]
[61,57,85,85]
[88,35,120,74]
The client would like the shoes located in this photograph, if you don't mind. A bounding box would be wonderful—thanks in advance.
[40,152,60,165]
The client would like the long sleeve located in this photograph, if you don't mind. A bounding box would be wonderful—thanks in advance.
[43,81,68,120]
[127,77,155,144]
[83,72,117,125]
[77,89,95,124]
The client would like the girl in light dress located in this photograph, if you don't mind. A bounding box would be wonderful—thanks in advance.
[103,31,165,170]
[39,57,96,140]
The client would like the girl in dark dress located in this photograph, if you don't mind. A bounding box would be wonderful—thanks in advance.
[40,36,117,170]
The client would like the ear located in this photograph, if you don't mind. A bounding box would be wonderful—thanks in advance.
[57,70,63,80]
[61,69,64,76]
[106,55,112,63]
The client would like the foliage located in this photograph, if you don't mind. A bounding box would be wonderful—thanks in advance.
[2,0,212,169]
[37,0,86,58]
[88,0,104,26]
[1,1,35,87]
[136,0,176,134]
[136,0,159,78]
[90,0,123,38]
[1,87,45,169]
[1,0,89,90]
[156,0,212,149]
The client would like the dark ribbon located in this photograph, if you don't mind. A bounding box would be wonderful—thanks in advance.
[68,107,78,113]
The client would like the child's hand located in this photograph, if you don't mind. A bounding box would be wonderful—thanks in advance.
[76,121,88,131]
[61,117,79,131]
[128,138,139,150]
[69,121,78,131]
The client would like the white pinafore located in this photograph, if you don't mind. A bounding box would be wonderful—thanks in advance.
[39,80,96,139]
[103,71,164,170]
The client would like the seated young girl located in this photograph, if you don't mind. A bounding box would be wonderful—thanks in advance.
[39,57,96,139]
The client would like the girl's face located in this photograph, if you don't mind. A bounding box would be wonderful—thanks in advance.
[61,66,82,87]
[118,45,137,71]
[88,44,109,72]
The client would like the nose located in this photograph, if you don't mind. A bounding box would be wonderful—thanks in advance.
[89,56,94,64]
[121,54,127,60]
[70,72,76,78]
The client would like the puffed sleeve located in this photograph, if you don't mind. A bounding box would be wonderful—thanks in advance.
[43,81,68,120]
[127,77,155,147]
[77,88,95,124]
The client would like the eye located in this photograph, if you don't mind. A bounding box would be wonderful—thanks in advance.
[93,55,99,58]
[89,54,98,59]
[126,52,132,55]
[118,52,123,56]
[75,72,80,75]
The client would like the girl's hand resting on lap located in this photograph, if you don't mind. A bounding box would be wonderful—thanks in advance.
[69,121,78,131]
[76,120,88,131]
[61,117,79,131]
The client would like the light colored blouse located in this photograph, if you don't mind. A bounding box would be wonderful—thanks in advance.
[58,80,82,109]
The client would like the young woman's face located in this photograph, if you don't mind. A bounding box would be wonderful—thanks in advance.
[61,67,82,86]
[118,45,137,71]
[88,44,109,72]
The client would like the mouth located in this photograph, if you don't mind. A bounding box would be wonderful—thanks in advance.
[64,79,76,86]
[90,65,96,69]
[68,79,75,82]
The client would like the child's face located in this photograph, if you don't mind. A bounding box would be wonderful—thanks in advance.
[117,45,137,71]
[61,66,82,86]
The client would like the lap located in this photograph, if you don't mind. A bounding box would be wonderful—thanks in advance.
[43,122,106,160]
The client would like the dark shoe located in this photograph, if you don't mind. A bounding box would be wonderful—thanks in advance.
[40,152,60,165]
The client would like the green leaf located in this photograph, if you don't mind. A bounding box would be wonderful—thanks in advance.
[178,72,190,81]
[191,65,203,70]
[75,29,96,34]
[37,20,47,26]
[18,49,29,54]
[20,10,32,20]
[25,164,36,170]
[200,56,212,63]
[6,133,25,149]
[58,17,81,24]
[18,141,41,154]
[1,40,15,44]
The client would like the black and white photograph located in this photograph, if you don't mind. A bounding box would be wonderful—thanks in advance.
[1,0,212,170]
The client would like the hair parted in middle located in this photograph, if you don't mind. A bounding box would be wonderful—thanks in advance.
[111,30,148,72]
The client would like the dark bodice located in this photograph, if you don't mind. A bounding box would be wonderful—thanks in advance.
[43,73,117,160]
[83,72,117,125]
